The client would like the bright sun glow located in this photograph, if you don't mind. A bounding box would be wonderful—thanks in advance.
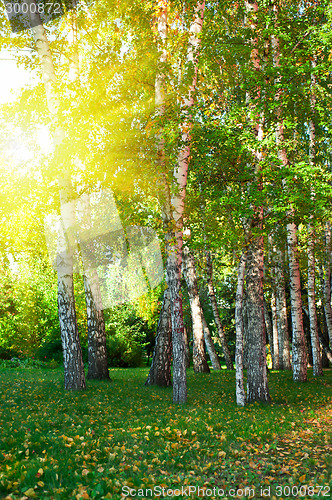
[0,51,53,164]
[0,50,33,104]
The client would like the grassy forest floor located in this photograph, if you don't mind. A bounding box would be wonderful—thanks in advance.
[0,367,331,500]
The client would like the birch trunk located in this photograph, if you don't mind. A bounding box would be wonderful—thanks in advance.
[183,246,210,373]
[246,235,270,403]
[271,5,307,381]
[167,0,206,403]
[263,297,273,363]
[268,236,279,369]
[145,2,174,387]
[27,2,85,390]
[307,60,322,376]
[202,314,221,370]
[242,290,249,370]
[243,0,270,403]
[206,251,233,369]
[77,194,109,380]
[287,224,307,381]
[307,238,322,376]
[318,324,332,365]
[274,247,291,370]
[67,13,109,380]
[235,251,247,406]
[145,287,172,386]
[321,223,332,347]
[82,274,109,379]
[270,290,280,370]
[183,325,191,369]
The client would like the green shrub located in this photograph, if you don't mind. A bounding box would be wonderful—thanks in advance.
[38,338,63,363]
[0,346,21,360]
[0,357,44,369]
[47,359,59,369]
[107,336,142,368]
[104,303,156,368]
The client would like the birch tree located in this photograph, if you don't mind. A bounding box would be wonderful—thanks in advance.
[26,0,85,390]
[66,12,109,381]
[244,0,270,403]
[307,57,322,376]
[235,251,246,406]
[165,0,206,403]
[271,0,307,382]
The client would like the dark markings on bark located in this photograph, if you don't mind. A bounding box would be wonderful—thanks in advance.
[183,246,210,373]
[235,251,246,406]
[167,253,187,404]
[274,247,291,370]
[287,223,307,382]
[202,314,221,370]
[246,235,270,404]
[83,275,110,380]
[183,325,191,369]
[145,288,172,386]
[58,275,86,390]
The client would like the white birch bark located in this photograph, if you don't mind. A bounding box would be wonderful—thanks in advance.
[307,232,322,376]
[183,325,191,369]
[244,0,270,403]
[145,2,174,387]
[246,233,270,403]
[167,0,206,404]
[235,251,247,406]
[271,3,307,381]
[321,222,332,347]
[202,314,221,370]
[263,297,273,362]
[270,290,279,369]
[274,246,291,370]
[242,289,249,370]
[77,194,110,380]
[27,1,85,390]
[307,59,323,376]
[287,224,307,381]
[267,235,279,369]
[183,245,210,372]
[145,287,172,386]
[67,14,109,381]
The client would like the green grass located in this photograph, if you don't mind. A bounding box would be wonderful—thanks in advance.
[0,367,331,499]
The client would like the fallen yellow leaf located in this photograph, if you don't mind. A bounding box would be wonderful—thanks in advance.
[24,489,36,498]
